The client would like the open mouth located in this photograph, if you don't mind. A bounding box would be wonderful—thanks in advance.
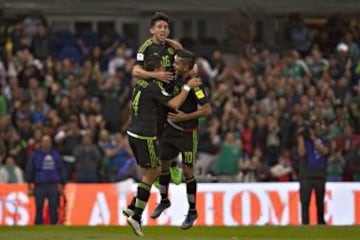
[159,34,167,40]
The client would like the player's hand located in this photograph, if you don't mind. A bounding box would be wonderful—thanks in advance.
[187,77,201,88]
[168,110,188,122]
[153,71,173,83]
[165,38,182,50]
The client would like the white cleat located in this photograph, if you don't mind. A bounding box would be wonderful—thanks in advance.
[127,216,144,237]
[122,207,134,217]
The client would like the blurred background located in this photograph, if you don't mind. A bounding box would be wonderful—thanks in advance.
[0,0,359,184]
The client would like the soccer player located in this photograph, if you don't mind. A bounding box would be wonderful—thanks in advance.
[125,54,200,237]
[150,49,212,229]
[133,11,181,83]
[133,11,183,185]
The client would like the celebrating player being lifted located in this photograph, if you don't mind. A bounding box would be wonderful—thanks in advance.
[133,11,183,185]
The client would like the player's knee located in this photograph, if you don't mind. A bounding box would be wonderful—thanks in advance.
[182,165,194,179]
[160,159,172,170]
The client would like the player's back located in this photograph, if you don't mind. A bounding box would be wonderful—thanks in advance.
[128,79,172,138]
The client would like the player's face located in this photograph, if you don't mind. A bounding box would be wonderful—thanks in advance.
[150,20,169,43]
[154,61,165,72]
[173,56,187,75]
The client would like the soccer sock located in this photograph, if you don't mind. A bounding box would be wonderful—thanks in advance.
[159,170,171,201]
[128,196,136,210]
[133,182,151,222]
[186,176,197,211]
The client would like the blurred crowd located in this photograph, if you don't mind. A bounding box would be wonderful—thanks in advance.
[0,12,359,184]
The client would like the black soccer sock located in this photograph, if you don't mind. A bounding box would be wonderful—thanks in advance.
[128,196,136,210]
[133,182,151,222]
[186,176,197,210]
[159,170,171,201]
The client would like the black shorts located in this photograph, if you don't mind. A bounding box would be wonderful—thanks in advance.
[159,126,198,166]
[128,135,159,169]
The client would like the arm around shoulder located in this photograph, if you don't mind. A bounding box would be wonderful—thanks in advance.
[165,38,183,50]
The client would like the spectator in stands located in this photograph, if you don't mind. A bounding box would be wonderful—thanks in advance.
[214,131,244,181]
[347,97,360,134]
[26,126,43,158]
[31,22,54,61]
[289,15,311,57]
[326,139,344,182]
[73,131,101,183]
[104,132,137,182]
[270,151,294,181]
[195,116,220,178]
[337,124,360,180]
[15,47,43,89]
[107,45,126,75]
[23,10,47,38]
[0,126,7,162]
[0,155,24,183]
[282,51,308,81]
[8,129,27,170]
[54,117,82,181]
[0,83,8,116]
[263,115,282,167]
[343,32,360,61]
[306,47,329,81]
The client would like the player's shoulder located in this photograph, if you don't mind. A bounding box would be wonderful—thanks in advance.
[193,84,207,99]
[149,79,163,90]
[135,78,151,88]
[138,38,153,53]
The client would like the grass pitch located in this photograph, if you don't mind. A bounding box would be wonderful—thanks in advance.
[0,226,359,240]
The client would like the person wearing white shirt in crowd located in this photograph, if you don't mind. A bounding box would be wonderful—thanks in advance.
[0,155,24,183]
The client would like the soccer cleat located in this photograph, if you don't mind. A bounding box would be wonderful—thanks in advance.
[122,207,134,217]
[180,210,198,230]
[170,166,182,185]
[127,216,144,237]
[150,199,171,219]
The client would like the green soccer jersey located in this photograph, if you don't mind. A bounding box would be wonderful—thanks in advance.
[0,95,8,115]
[215,142,243,176]
[282,62,306,80]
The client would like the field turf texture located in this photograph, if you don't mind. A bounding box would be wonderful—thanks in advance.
[0,226,360,240]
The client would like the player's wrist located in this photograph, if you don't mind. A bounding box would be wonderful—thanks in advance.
[182,84,191,92]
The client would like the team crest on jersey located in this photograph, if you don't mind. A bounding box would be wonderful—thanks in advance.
[167,47,175,55]
[136,53,144,61]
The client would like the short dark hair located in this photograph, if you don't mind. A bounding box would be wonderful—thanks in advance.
[150,12,169,27]
[144,54,162,71]
[176,49,195,70]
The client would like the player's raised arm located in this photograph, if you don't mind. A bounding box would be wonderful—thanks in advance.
[166,78,201,109]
